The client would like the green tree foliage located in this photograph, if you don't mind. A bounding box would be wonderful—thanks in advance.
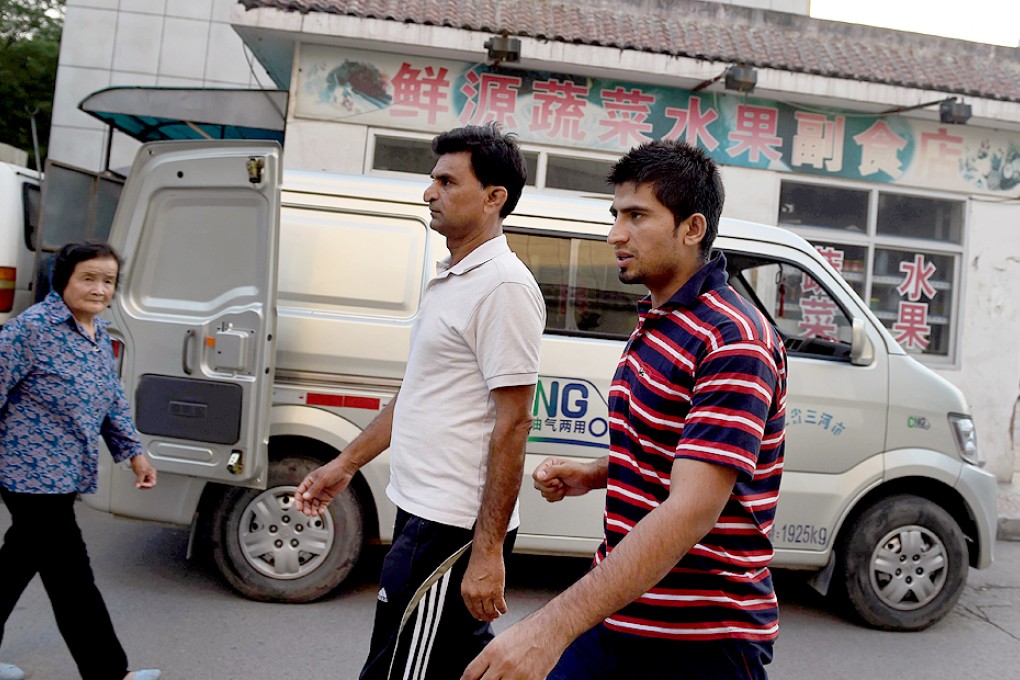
[0,0,65,169]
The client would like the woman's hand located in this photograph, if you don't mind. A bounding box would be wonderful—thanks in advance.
[130,454,158,489]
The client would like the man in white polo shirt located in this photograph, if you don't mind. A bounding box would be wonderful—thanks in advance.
[295,124,545,680]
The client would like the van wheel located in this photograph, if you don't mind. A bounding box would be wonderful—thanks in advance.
[210,456,364,603]
[840,495,967,631]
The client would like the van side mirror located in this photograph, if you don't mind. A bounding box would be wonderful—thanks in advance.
[850,317,875,366]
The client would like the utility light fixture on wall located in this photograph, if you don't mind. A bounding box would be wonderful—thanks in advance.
[724,64,757,93]
[484,35,521,65]
[880,96,972,125]
[939,98,972,125]
[692,64,758,94]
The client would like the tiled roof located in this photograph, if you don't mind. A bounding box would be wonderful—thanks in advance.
[239,0,1020,104]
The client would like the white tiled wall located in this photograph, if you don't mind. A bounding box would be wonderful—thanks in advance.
[117,0,167,14]
[158,17,211,79]
[113,11,163,75]
[166,0,214,21]
[60,5,116,70]
[50,0,269,171]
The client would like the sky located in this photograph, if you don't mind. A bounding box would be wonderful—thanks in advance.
[810,0,1020,47]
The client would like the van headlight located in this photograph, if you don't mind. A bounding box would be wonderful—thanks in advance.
[948,414,982,466]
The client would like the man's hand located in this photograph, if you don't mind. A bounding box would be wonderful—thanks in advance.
[129,454,157,489]
[533,457,602,502]
[462,548,507,622]
[460,615,567,680]
[294,458,355,516]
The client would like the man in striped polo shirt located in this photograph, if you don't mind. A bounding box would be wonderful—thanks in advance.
[462,140,788,680]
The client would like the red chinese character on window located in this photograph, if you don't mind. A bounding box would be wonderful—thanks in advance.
[816,246,846,273]
[530,78,589,142]
[798,297,840,339]
[663,96,719,151]
[597,87,655,146]
[459,71,523,128]
[893,301,931,351]
[919,127,964,182]
[726,105,783,163]
[801,247,844,295]
[791,112,846,172]
[897,253,938,302]
[852,120,908,179]
[389,63,451,125]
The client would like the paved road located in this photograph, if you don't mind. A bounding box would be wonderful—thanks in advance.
[2,500,1019,679]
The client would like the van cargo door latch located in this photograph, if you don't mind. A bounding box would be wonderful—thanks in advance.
[246,157,265,184]
[227,450,244,475]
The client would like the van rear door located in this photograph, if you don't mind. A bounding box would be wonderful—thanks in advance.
[107,141,280,488]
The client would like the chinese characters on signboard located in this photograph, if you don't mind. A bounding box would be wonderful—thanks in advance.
[297,46,1020,196]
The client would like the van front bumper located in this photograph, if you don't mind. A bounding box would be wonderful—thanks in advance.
[957,463,998,568]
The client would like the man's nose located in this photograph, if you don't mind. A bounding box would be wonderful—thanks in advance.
[607,220,626,245]
[423,181,438,203]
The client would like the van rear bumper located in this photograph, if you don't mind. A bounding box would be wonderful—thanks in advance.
[957,463,998,568]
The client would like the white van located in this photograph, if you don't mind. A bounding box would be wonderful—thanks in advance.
[89,141,996,632]
[0,162,41,326]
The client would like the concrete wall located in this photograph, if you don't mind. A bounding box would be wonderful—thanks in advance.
[944,199,1020,479]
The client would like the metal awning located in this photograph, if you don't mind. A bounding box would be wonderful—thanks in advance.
[79,87,288,144]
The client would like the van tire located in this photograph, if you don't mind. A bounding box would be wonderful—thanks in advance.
[210,456,364,603]
[840,495,967,631]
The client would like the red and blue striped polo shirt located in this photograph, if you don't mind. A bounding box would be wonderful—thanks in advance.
[597,252,788,642]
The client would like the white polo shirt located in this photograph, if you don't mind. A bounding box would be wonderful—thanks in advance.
[386,234,545,530]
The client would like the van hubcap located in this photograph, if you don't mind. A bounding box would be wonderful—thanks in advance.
[869,524,947,611]
[237,486,334,580]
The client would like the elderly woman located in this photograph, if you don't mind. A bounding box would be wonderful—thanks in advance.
[0,242,160,680]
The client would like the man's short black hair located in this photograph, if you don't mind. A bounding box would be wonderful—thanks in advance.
[51,241,123,295]
[432,123,527,218]
[608,140,725,259]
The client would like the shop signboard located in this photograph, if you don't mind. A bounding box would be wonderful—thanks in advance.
[296,45,1020,197]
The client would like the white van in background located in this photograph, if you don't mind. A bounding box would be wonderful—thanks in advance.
[0,162,41,326]
[90,141,997,632]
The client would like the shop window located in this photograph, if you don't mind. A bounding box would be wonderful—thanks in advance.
[371,134,538,185]
[871,248,956,356]
[779,181,869,233]
[876,194,963,243]
[371,136,435,175]
[778,180,964,362]
[370,132,618,194]
[546,155,614,194]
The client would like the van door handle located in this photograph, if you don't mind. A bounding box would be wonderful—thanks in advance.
[182,329,195,375]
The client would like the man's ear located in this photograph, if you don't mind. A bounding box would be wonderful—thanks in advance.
[682,213,707,246]
[485,185,508,215]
